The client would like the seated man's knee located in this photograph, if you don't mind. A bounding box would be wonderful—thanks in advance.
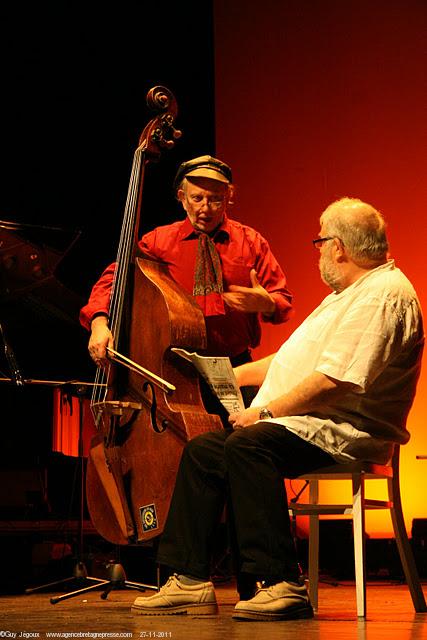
[184,432,210,457]
[224,428,254,460]
[182,431,225,466]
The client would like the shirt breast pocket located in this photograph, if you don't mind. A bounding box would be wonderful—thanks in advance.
[223,263,252,288]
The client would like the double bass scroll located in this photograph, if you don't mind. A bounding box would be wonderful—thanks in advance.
[85,87,223,547]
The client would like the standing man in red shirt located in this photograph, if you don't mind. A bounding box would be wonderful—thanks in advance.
[80,155,293,600]
[80,155,293,375]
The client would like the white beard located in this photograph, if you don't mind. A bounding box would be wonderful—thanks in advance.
[319,251,344,293]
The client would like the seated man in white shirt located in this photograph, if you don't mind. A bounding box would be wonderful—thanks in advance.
[131,197,424,622]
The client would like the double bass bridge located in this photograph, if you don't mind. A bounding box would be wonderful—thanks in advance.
[92,400,143,417]
[92,400,142,447]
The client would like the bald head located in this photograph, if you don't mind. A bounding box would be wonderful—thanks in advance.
[320,197,389,267]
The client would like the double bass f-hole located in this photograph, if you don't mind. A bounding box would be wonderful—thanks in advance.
[142,381,168,434]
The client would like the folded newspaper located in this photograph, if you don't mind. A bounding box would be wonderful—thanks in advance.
[171,348,245,414]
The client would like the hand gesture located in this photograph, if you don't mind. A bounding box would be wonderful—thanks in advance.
[223,269,275,315]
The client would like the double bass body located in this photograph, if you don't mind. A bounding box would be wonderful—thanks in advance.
[86,256,223,546]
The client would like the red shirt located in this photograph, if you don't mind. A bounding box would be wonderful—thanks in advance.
[79,215,293,357]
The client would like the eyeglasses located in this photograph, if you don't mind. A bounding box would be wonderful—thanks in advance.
[312,236,336,249]
[188,195,226,209]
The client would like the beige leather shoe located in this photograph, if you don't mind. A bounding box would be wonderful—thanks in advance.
[131,574,218,616]
[233,580,314,621]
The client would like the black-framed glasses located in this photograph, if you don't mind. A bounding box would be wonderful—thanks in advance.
[312,236,336,249]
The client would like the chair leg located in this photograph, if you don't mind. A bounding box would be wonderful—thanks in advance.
[352,473,367,618]
[388,476,427,612]
[308,479,319,612]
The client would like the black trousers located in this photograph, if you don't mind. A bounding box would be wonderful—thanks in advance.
[157,423,335,585]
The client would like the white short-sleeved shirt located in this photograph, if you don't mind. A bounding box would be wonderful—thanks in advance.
[252,261,424,464]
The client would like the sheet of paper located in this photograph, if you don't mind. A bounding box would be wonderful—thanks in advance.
[171,348,245,414]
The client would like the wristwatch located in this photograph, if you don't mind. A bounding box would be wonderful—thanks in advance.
[259,407,273,420]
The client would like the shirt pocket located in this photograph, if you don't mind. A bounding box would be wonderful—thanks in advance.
[222,263,252,288]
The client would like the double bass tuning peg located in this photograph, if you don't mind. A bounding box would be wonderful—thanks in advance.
[171,125,182,140]
[164,127,182,148]
[163,113,182,141]
[151,130,174,150]
[151,122,182,149]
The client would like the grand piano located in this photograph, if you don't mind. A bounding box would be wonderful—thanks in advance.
[0,219,95,509]
[0,219,90,381]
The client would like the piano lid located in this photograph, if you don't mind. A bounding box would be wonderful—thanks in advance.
[0,219,81,300]
[0,219,91,380]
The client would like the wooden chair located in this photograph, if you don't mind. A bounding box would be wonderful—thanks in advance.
[289,446,427,618]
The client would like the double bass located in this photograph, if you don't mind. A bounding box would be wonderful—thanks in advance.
[85,87,222,547]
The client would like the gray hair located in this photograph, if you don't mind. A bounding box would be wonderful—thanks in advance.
[320,197,389,266]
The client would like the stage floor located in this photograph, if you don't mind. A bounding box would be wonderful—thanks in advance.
[1,580,427,640]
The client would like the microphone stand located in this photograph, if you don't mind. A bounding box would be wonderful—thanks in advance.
[0,321,24,387]
[25,383,110,600]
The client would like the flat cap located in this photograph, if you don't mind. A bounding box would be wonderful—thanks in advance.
[173,155,232,191]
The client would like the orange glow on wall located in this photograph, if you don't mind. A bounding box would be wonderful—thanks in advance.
[215,0,427,537]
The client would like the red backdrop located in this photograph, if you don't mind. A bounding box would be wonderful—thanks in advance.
[214,0,427,536]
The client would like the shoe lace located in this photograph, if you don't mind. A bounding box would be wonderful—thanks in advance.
[254,580,269,594]
[159,574,178,592]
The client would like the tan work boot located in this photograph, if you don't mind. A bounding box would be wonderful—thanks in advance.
[233,580,314,621]
[131,574,218,616]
